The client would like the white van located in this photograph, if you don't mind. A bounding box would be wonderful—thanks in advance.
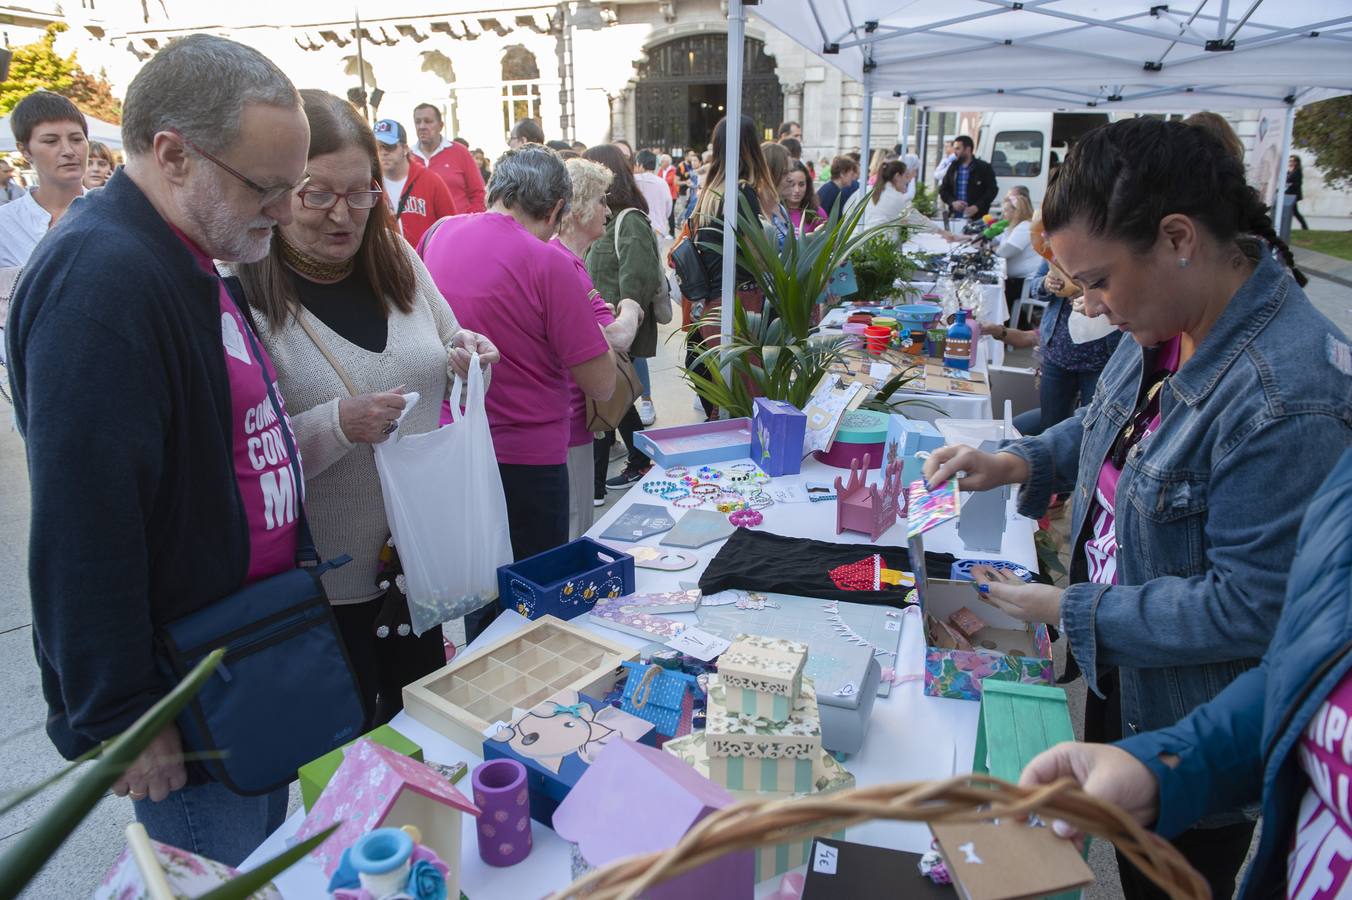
[974,112,1109,205]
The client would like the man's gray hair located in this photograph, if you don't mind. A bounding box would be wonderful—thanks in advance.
[122,34,299,156]
[486,146,571,221]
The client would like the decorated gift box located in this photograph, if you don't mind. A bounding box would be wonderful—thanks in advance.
[751,398,808,476]
[664,731,855,883]
[497,537,635,622]
[920,577,1054,701]
[717,634,809,723]
[884,415,944,463]
[620,660,701,739]
[294,739,480,900]
[555,739,756,900]
[705,675,822,794]
[482,688,657,826]
[298,723,423,812]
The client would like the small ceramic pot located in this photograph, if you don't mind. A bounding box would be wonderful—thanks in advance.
[471,759,532,867]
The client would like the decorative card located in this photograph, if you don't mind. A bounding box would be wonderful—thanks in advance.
[600,503,678,542]
[802,375,867,455]
[907,479,960,539]
[661,509,736,548]
[930,819,1093,900]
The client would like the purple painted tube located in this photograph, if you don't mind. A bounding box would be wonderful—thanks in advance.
[471,759,532,867]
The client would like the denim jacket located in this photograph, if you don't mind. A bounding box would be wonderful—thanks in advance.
[1004,252,1352,745]
[1116,446,1352,896]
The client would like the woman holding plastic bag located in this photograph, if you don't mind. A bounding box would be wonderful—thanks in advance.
[232,90,500,728]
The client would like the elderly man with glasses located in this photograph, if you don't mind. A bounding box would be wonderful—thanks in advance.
[6,35,313,865]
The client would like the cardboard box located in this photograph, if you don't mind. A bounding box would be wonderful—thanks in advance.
[921,579,1054,701]
[298,724,423,812]
[751,398,808,476]
[718,634,809,722]
[482,689,657,826]
[705,676,822,793]
[664,732,855,883]
[930,819,1092,900]
[884,416,945,464]
[815,644,882,756]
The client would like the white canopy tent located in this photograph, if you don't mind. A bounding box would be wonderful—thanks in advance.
[0,113,123,152]
[703,1,1352,353]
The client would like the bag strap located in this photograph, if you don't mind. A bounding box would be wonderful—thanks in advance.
[295,313,360,397]
[395,169,423,222]
[221,276,320,568]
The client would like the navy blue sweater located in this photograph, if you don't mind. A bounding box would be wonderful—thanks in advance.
[7,171,255,759]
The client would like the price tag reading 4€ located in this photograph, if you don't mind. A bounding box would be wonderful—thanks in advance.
[812,842,839,875]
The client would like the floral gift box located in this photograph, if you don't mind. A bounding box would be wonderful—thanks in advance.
[664,731,855,883]
[717,634,809,723]
[705,675,822,794]
[921,578,1054,701]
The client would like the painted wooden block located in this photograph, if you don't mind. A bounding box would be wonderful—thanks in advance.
[402,615,638,750]
[835,453,903,542]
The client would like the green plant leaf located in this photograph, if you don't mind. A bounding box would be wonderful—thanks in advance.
[195,824,339,900]
[0,649,226,898]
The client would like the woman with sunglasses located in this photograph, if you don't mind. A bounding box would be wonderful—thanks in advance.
[232,90,499,729]
[924,117,1352,899]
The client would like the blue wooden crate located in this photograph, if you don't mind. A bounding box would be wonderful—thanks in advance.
[497,538,636,621]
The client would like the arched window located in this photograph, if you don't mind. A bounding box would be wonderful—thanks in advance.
[501,45,542,139]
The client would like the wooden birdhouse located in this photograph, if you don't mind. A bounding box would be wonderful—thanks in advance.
[295,738,481,900]
[972,679,1073,782]
[834,454,903,542]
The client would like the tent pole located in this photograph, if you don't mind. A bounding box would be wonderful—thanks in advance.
[861,70,874,164]
[1275,100,1296,240]
[917,107,930,182]
[719,0,746,398]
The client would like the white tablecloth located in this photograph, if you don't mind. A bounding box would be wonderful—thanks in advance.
[242,456,1038,899]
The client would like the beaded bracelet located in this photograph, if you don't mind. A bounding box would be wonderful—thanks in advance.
[751,471,771,484]
[716,498,748,513]
[729,508,764,527]
[661,487,691,502]
[665,466,690,478]
[729,462,757,474]
[748,492,774,510]
[696,466,723,480]
[642,480,682,496]
[731,482,761,497]
[690,483,720,496]
[672,495,704,509]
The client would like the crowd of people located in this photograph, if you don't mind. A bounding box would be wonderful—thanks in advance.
[2,29,1350,900]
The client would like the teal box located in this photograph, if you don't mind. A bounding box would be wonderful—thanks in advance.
[885,416,944,465]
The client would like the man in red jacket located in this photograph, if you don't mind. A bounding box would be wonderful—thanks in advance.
[411,103,486,213]
[375,118,457,249]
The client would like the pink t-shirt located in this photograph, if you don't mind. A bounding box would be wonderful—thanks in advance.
[172,227,302,583]
[1289,670,1352,899]
[423,212,610,465]
[550,238,615,448]
[1085,336,1180,585]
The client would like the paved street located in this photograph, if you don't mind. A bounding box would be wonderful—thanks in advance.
[0,254,1347,896]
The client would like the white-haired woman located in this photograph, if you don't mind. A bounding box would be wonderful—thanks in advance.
[552,156,642,537]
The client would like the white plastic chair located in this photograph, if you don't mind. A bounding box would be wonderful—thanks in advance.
[1009,277,1048,330]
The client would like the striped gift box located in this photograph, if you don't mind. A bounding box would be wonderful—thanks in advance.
[718,634,808,723]
[721,684,794,722]
[664,733,855,884]
[705,676,821,793]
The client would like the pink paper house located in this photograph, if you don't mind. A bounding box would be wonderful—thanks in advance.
[835,453,903,542]
[553,739,754,900]
[295,739,480,899]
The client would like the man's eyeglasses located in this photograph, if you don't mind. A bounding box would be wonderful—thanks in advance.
[173,130,309,208]
[298,185,384,211]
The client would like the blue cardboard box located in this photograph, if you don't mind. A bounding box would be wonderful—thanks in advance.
[482,689,658,827]
[884,416,945,466]
[751,398,808,476]
[498,537,635,621]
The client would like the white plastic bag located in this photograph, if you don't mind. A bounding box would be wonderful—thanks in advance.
[373,355,512,635]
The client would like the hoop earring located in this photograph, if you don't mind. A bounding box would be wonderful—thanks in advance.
[1177,257,1190,269]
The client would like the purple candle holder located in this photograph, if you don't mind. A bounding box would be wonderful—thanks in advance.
[471,759,532,867]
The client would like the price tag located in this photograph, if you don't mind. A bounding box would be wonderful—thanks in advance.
[885,620,901,631]
[812,842,839,875]
[666,627,732,662]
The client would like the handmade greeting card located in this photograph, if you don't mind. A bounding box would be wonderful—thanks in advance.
[907,479,960,539]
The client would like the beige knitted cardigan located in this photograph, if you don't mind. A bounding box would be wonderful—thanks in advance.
[237,244,469,605]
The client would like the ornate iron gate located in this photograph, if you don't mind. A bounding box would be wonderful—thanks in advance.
[634,34,783,153]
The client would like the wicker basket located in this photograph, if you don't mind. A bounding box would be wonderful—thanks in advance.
[550,774,1209,900]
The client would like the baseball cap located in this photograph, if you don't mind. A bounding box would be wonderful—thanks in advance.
[373,119,405,146]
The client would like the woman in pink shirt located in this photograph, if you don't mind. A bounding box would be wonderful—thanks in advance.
[420,146,616,580]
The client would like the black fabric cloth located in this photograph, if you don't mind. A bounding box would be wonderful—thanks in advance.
[6,171,262,759]
[498,462,569,561]
[1115,823,1256,900]
[291,269,388,353]
[698,529,957,606]
[939,156,999,218]
[332,589,446,730]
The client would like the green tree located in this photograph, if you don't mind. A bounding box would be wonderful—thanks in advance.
[0,24,121,123]
[1294,96,1352,189]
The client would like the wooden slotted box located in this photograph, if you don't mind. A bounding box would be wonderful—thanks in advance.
[402,615,639,749]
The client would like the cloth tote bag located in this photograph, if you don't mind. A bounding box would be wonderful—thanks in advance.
[374,356,513,634]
